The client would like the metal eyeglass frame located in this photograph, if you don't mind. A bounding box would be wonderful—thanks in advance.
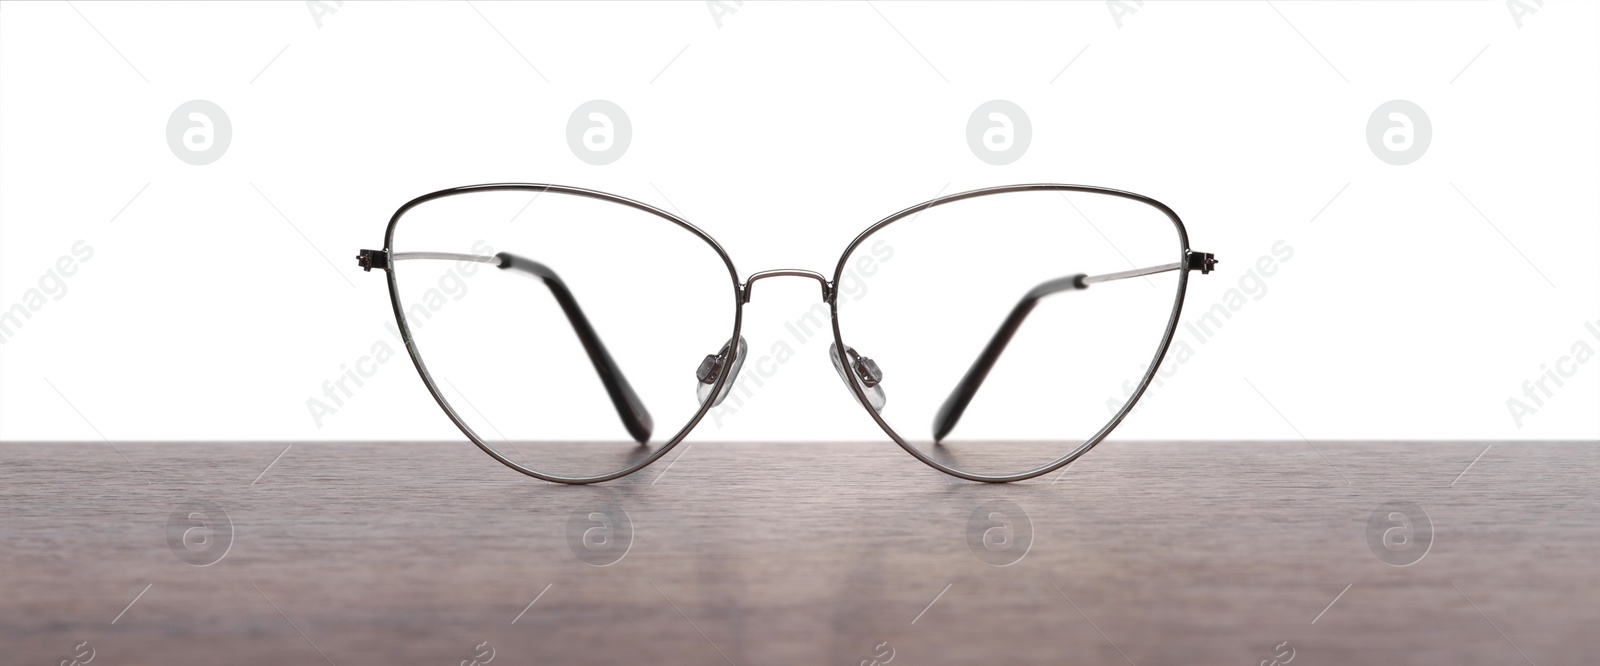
[358,183,1215,484]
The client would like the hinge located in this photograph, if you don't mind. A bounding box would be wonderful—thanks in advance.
[1185,250,1217,275]
[357,249,389,272]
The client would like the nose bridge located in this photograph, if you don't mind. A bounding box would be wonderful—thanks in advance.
[741,269,833,305]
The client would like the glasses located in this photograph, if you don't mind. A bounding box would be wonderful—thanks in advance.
[357,184,1215,484]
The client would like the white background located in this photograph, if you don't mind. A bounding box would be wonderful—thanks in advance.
[1,0,1596,443]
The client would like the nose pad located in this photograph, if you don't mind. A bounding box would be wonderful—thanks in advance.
[829,342,886,412]
[695,336,749,407]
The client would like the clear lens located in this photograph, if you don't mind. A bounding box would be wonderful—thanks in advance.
[835,187,1184,478]
[390,188,735,480]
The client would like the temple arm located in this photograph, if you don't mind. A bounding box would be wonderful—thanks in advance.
[931,251,1215,443]
[366,249,653,443]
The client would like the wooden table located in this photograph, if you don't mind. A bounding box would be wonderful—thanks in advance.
[2,441,1594,665]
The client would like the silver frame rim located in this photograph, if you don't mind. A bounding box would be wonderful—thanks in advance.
[827,183,1193,483]
[383,183,744,485]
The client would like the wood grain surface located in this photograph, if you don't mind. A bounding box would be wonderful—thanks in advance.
[2,441,1596,665]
